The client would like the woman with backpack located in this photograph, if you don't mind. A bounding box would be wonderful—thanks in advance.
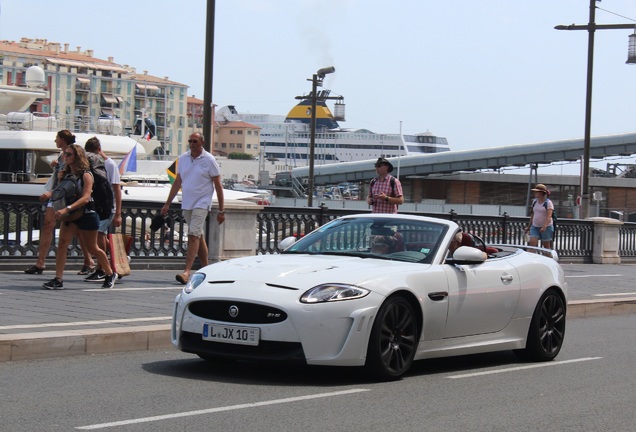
[525,183,555,250]
[24,129,96,276]
[42,144,118,290]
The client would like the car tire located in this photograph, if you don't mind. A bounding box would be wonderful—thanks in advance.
[515,289,566,361]
[365,296,419,381]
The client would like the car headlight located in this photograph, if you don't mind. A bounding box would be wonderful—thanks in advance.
[184,273,205,294]
[300,283,370,303]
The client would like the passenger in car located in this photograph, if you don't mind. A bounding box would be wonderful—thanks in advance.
[448,232,489,260]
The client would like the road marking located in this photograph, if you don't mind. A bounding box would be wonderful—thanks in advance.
[447,357,603,379]
[76,388,371,430]
[82,287,181,292]
[565,274,622,278]
[593,292,636,297]
[0,316,171,330]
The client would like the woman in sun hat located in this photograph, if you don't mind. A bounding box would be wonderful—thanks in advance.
[525,184,555,250]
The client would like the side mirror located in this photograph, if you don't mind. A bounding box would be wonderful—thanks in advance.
[278,236,297,251]
[450,246,487,264]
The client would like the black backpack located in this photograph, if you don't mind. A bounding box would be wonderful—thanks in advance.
[51,173,83,221]
[87,154,114,221]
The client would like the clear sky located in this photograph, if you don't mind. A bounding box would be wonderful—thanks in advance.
[2,0,636,172]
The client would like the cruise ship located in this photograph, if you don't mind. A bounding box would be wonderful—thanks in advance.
[216,90,450,168]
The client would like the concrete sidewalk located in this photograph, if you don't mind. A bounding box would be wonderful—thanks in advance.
[1,264,635,362]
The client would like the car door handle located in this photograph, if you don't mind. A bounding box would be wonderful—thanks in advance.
[428,291,448,301]
[501,274,514,282]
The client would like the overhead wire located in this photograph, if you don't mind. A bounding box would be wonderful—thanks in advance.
[595,6,636,23]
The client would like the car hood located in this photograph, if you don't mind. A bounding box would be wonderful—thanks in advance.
[199,254,424,289]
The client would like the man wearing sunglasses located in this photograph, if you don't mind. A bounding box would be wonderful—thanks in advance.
[367,157,404,213]
[161,132,225,285]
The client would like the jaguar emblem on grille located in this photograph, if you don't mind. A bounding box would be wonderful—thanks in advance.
[228,305,239,318]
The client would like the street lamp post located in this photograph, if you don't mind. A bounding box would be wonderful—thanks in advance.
[202,0,216,152]
[307,72,319,207]
[555,0,636,219]
[304,66,335,207]
[582,0,596,221]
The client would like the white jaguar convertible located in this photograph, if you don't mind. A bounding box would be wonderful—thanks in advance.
[171,214,567,381]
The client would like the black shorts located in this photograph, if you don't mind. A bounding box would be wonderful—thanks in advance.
[70,211,100,231]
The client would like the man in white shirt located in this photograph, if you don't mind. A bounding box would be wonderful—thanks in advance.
[161,132,225,284]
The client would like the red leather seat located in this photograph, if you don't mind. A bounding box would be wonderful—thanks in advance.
[461,233,498,255]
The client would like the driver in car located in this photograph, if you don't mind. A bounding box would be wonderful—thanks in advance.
[371,235,396,254]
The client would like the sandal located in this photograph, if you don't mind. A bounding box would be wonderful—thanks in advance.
[175,273,188,285]
[25,265,45,274]
[77,265,95,275]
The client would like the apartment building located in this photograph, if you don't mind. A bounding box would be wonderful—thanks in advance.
[186,96,261,158]
[0,37,189,156]
[214,120,261,158]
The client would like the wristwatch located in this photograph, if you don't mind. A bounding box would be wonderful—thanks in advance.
[219,210,225,214]
[384,197,389,202]
[66,205,73,211]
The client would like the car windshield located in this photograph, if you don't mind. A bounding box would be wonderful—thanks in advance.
[283,217,448,264]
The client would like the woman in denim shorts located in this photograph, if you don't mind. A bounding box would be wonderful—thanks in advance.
[525,183,555,250]
[41,145,118,290]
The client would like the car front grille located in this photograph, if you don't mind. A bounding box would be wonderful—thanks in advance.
[187,300,288,324]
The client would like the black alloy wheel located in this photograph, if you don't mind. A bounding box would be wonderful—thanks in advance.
[366,296,419,381]
[515,289,566,361]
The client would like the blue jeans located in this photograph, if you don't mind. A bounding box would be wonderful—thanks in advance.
[98,212,115,234]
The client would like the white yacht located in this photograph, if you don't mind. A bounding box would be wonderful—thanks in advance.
[0,66,151,194]
[216,89,450,168]
[0,66,260,203]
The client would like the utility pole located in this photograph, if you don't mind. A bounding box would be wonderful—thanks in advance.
[555,0,636,218]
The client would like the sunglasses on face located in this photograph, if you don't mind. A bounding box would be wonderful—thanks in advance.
[188,139,199,143]
[64,152,74,157]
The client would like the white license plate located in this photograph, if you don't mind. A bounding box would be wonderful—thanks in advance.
[202,323,260,346]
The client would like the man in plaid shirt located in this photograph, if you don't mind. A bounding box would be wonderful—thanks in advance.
[367,157,404,213]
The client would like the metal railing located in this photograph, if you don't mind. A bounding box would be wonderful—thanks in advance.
[448,210,594,260]
[256,205,602,260]
[0,111,130,135]
[2,197,635,264]
[619,224,636,256]
[0,196,187,261]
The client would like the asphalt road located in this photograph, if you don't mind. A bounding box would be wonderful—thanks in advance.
[562,263,636,298]
[2,263,636,363]
[1,313,634,432]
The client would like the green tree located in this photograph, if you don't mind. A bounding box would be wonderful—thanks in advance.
[228,153,253,160]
